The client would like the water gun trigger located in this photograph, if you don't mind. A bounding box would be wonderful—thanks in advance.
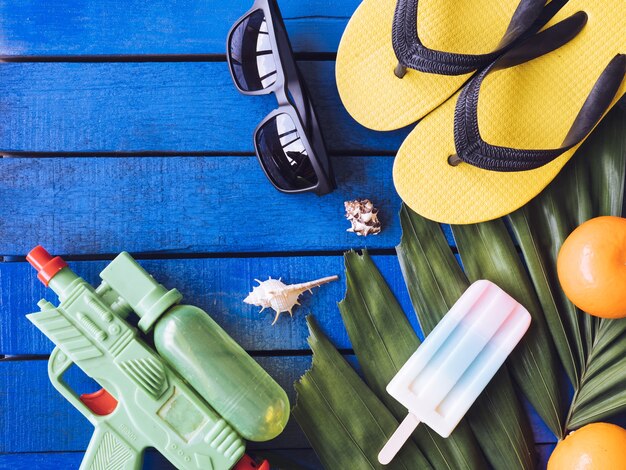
[80,388,118,416]
[233,455,270,470]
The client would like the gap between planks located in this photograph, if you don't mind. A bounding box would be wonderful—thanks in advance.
[1,151,397,158]
[0,53,337,63]
[0,349,355,361]
[1,248,407,263]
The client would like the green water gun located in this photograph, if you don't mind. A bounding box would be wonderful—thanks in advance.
[25,246,289,470]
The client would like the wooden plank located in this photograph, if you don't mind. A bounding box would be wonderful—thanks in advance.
[0,357,313,453]
[0,450,323,470]
[0,0,357,56]
[0,446,562,470]
[0,62,408,154]
[0,358,555,455]
[0,452,175,470]
[0,452,121,470]
[0,255,421,355]
[0,156,454,256]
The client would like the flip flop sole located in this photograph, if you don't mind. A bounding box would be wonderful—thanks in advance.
[336,0,525,131]
[393,0,626,224]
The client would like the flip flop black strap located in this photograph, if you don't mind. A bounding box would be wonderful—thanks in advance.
[392,0,549,76]
[452,12,626,172]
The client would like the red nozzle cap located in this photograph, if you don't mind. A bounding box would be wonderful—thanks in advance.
[26,245,68,286]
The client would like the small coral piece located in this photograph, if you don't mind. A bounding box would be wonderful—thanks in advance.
[244,276,339,325]
[344,199,382,236]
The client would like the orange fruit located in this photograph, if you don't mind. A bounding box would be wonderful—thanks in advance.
[548,422,626,469]
[557,216,626,319]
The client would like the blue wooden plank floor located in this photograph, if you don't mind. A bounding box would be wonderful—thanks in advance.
[0,1,560,469]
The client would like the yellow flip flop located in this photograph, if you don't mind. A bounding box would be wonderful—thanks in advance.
[336,0,549,131]
[393,0,626,224]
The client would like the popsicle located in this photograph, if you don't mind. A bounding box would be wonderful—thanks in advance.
[378,280,531,465]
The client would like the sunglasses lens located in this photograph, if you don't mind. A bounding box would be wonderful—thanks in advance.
[256,113,318,191]
[229,10,278,92]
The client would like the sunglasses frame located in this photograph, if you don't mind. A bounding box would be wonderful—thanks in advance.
[226,0,336,195]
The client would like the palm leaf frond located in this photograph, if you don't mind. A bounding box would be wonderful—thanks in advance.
[293,316,432,469]
[339,250,487,470]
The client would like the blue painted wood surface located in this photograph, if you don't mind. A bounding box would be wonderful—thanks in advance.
[0,256,420,355]
[0,359,555,452]
[0,156,455,256]
[0,446,563,470]
[0,156,393,255]
[0,450,324,470]
[0,1,580,469]
[0,62,409,154]
[0,0,357,56]
[0,357,319,453]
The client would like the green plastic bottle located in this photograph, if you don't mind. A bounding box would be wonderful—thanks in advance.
[153,304,290,442]
[99,252,290,442]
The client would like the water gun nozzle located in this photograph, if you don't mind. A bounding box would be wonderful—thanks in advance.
[27,245,68,286]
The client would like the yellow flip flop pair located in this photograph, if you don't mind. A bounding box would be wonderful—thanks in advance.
[338,0,626,224]
[337,0,551,131]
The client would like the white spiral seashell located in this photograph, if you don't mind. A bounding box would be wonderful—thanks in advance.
[243,275,339,325]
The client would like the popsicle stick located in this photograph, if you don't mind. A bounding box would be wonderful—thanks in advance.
[378,414,421,465]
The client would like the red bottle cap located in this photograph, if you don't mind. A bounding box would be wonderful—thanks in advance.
[26,245,68,286]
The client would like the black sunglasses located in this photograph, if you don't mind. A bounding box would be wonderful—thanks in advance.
[227,0,336,195]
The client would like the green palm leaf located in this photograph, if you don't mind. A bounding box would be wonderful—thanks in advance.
[508,202,584,387]
[586,106,626,217]
[293,316,432,469]
[293,105,626,467]
[508,106,626,433]
[338,250,487,470]
[565,106,626,428]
